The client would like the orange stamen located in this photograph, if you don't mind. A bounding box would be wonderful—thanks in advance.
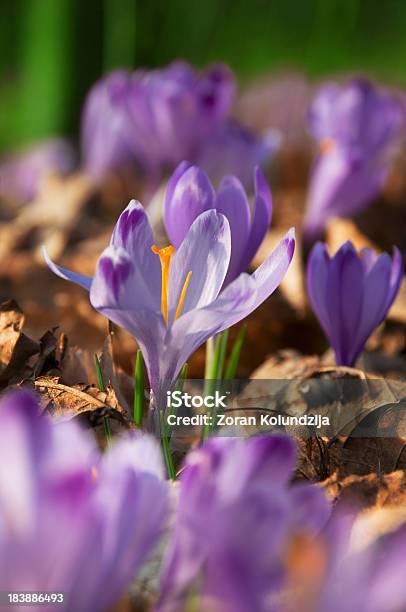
[175,271,193,321]
[320,138,335,155]
[151,245,175,325]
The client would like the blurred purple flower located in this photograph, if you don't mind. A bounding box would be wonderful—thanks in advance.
[0,138,75,204]
[0,389,168,611]
[164,163,273,284]
[303,78,403,241]
[156,435,330,612]
[81,70,137,181]
[307,241,403,366]
[127,62,234,177]
[197,119,280,188]
[44,200,294,407]
[81,62,234,183]
[286,510,406,612]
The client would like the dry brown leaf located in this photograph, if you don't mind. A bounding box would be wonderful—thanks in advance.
[56,333,98,386]
[0,299,39,385]
[323,470,406,510]
[325,217,376,252]
[100,332,132,412]
[0,173,95,262]
[31,375,128,424]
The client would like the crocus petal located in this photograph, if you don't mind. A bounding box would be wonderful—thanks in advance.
[385,246,404,310]
[325,242,364,365]
[303,152,386,240]
[90,246,166,391]
[243,435,297,487]
[162,229,295,385]
[81,70,136,180]
[216,175,251,284]
[109,199,161,305]
[250,227,296,308]
[168,210,231,320]
[289,483,331,535]
[348,252,394,365]
[89,433,168,610]
[42,246,93,291]
[164,165,216,248]
[240,165,273,273]
[0,391,49,534]
[164,160,191,214]
[307,83,340,140]
[359,247,379,274]
[365,524,406,612]
[306,242,331,335]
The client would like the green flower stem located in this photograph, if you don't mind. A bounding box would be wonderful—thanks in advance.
[224,325,247,380]
[94,353,112,445]
[160,412,176,480]
[202,331,229,441]
[133,349,145,426]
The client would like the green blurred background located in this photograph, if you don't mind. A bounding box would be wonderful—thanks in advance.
[1,0,406,152]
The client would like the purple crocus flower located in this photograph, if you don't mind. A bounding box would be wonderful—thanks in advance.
[164,163,273,284]
[307,241,403,366]
[81,62,234,184]
[286,510,406,612]
[44,199,294,408]
[81,70,137,181]
[156,435,330,612]
[0,138,75,204]
[127,61,234,178]
[0,389,168,611]
[303,78,403,241]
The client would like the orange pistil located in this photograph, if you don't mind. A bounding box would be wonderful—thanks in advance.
[152,245,193,326]
[319,138,336,155]
[151,245,175,325]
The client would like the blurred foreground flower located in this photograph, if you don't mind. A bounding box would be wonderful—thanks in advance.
[0,138,75,205]
[307,241,403,366]
[157,435,330,612]
[285,511,406,612]
[44,198,294,414]
[0,390,168,611]
[303,78,402,241]
[164,164,272,284]
[81,61,275,189]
